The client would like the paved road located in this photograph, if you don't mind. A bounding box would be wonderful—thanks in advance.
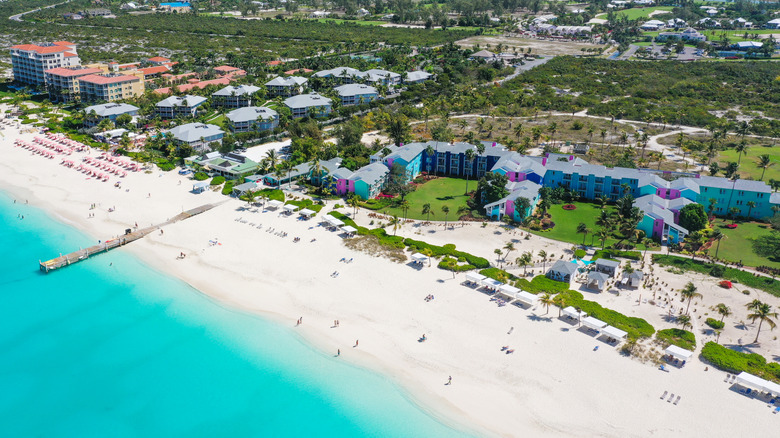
[498,55,553,84]
[9,0,71,21]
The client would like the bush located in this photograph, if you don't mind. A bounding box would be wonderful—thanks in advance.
[652,255,780,298]
[210,176,226,186]
[516,275,570,294]
[258,188,284,202]
[193,172,209,181]
[221,180,235,195]
[701,342,780,383]
[656,328,696,350]
[155,159,175,172]
[705,318,725,329]
[329,211,405,249]
[710,265,725,277]
[554,290,655,340]
[404,238,490,269]
[438,256,475,272]
[286,199,324,213]
[480,267,519,283]
[592,249,641,261]
[574,249,586,258]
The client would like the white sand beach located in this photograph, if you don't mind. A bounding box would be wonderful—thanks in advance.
[1,122,778,437]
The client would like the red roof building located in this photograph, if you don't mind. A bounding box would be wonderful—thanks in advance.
[148,56,171,63]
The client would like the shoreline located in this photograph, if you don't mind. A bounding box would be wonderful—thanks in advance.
[2,125,779,437]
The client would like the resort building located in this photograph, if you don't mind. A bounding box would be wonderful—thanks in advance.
[334,84,378,106]
[313,67,367,84]
[185,151,259,179]
[168,123,224,152]
[225,106,279,133]
[259,158,343,187]
[284,93,332,119]
[405,71,434,84]
[159,2,191,12]
[547,260,579,284]
[336,162,391,200]
[484,180,542,222]
[212,85,261,108]
[44,66,106,102]
[265,76,308,97]
[364,69,402,86]
[656,27,706,42]
[155,95,208,119]
[147,56,171,65]
[11,41,80,86]
[84,103,139,128]
[77,73,145,102]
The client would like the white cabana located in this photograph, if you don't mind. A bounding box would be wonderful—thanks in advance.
[283,204,299,214]
[582,316,608,332]
[411,253,429,264]
[516,291,538,306]
[466,273,486,284]
[499,284,520,296]
[734,372,780,396]
[481,278,503,290]
[192,181,210,193]
[602,325,628,340]
[326,216,344,227]
[340,225,357,236]
[664,345,694,362]
[299,208,315,218]
[267,200,283,209]
[562,306,587,320]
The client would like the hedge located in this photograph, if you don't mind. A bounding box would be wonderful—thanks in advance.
[286,199,324,213]
[701,342,780,383]
[404,238,490,269]
[656,328,696,350]
[480,267,519,283]
[193,172,209,181]
[328,211,404,248]
[221,180,235,195]
[592,249,641,261]
[438,256,475,272]
[553,290,655,340]
[705,318,725,330]
[652,255,780,298]
[155,158,175,171]
[258,188,285,202]
[517,275,571,294]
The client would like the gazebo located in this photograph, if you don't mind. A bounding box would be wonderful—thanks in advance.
[515,291,538,307]
[192,181,210,193]
[299,208,315,219]
[498,284,520,301]
[411,253,429,265]
[283,204,299,214]
[664,345,694,363]
[581,316,608,332]
[340,225,357,237]
[562,306,587,321]
[480,278,503,291]
[465,272,486,286]
[266,200,284,210]
[735,372,780,396]
[601,325,628,342]
[325,216,344,228]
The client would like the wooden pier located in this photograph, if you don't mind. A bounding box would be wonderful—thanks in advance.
[39,202,222,273]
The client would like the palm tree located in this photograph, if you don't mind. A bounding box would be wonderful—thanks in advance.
[389,215,401,236]
[426,145,436,174]
[755,154,774,181]
[265,149,279,169]
[457,205,470,224]
[441,205,450,228]
[711,230,726,258]
[422,247,434,267]
[576,222,591,245]
[513,124,525,141]
[747,302,777,344]
[503,242,516,261]
[464,148,475,194]
[596,228,610,250]
[681,282,702,314]
[746,200,756,219]
[734,139,748,165]
[708,198,718,216]
[421,203,433,221]
[676,314,692,331]
[348,195,360,216]
[309,156,322,187]
[539,293,554,315]
[495,249,504,268]
[538,250,548,271]
[715,303,732,322]
[516,252,532,276]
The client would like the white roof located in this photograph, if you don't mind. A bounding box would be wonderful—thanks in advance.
[299,208,315,216]
[466,273,486,283]
[562,306,586,320]
[481,278,503,289]
[156,95,207,108]
[735,372,780,396]
[499,284,520,295]
[267,200,283,208]
[340,225,357,233]
[283,204,299,212]
[85,103,139,117]
[516,291,538,305]
[265,76,307,87]
[284,92,332,109]
[325,216,344,227]
[334,83,377,97]
[168,123,223,143]
[664,344,694,361]
[602,326,627,340]
[227,106,278,123]
[192,181,210,189]
[411,253,429,262]
[582,316,608,331]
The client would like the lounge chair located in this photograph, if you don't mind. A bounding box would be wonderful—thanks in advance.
[667,393,674,402]
[660,390,667,400]
[774,407,780,414]
[674,395,681,405]
[724,374,730,383]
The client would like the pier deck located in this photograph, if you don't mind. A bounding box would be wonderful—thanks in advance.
[39,202,221,272]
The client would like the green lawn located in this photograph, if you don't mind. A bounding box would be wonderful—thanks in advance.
[717,145,780,182]
[708,219,780,269]
[527,202,621,248]
[603,6,673,20]
[381,177,473,221]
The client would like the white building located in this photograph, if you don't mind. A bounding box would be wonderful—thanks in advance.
[168,123,224,152]
[11,41,80,86]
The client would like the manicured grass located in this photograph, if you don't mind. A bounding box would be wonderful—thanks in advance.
[381,177,472,221]
[612,6,674,20]
[652,254,780,297]
[716,145,780,182]
[527,202,623,248]
[708,219,780,269]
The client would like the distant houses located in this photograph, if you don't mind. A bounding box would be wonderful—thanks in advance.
[84,103,139,127]
[334,83,378,106]
[226,106,279,133]
[168,123,224,152]
[284,93,332,119]
[265,76,308,97]
[212,84,261,108]
[156,95,208,119]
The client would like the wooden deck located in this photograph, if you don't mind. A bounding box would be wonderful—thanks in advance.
[39,202,222,273]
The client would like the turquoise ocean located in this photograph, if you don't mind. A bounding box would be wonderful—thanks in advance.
[0,190,476,438]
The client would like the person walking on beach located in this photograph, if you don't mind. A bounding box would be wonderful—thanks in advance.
[447,376,452,385]
[337,349,340,357]
[354,340,359,347]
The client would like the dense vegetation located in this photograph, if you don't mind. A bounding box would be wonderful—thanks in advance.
[652,255,780,297]
[553,290,655,340]
[656,328,696,351]
[701,341,780,383]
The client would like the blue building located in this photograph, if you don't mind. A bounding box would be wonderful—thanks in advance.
[334,83,378,106]
[225,106,278,133]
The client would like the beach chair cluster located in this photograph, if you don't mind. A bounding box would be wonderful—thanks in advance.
[100,152,141,172]
[14,139,56,159]
[659,390,681,405]
[31,136,76,155]
[43,133,89,152]
[462,273,539,309]
[79,157,128,180]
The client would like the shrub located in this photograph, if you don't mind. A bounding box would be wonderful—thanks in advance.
[258,188,284,202]
[210,176,226,186]
[286,199,324,213]
[155,159,175,172]
[574,249,586,258]
[221,180,235,195]
[516,275,570,294]
[193,172,209,181]
[701,342,780,383]
[438,256,475,272]
[652,255,780,298]
[404,239,490,269]
[656,328,696,350]
[705,318,725,330]
[710,265,725,277]
[592,249,641,261]
[480,267,519,283]
[553,290,655,340]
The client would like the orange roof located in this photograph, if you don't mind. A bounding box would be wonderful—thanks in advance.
[79,74,139,85]
[45,67,103,77]
[138,66,169,75]
[12,44,69,54]
[155,77,232,95]
[284,68,314,75]
[64,52,78,57]
[53,41,75,46]
[118,63,140,70]
[267,60,284,66]
[214,65,239,73]
[148,56,171,62]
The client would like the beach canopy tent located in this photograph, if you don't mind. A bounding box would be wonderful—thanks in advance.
[325,216,344,227]
[192,181,210,193]
[299,208,315,218]
[267,200,283,209]
[499,284,520,296]
[411,253,429,264]
[735,372,780,396]
[664,345,694,362]
[602,325,628,340]
[466,273,486,284]
[283,204,299,213]
[340,225,357,236]
[562,306,587,320]
[516,291,538,306]
[480,278,503,290]
[582,316,608,331]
